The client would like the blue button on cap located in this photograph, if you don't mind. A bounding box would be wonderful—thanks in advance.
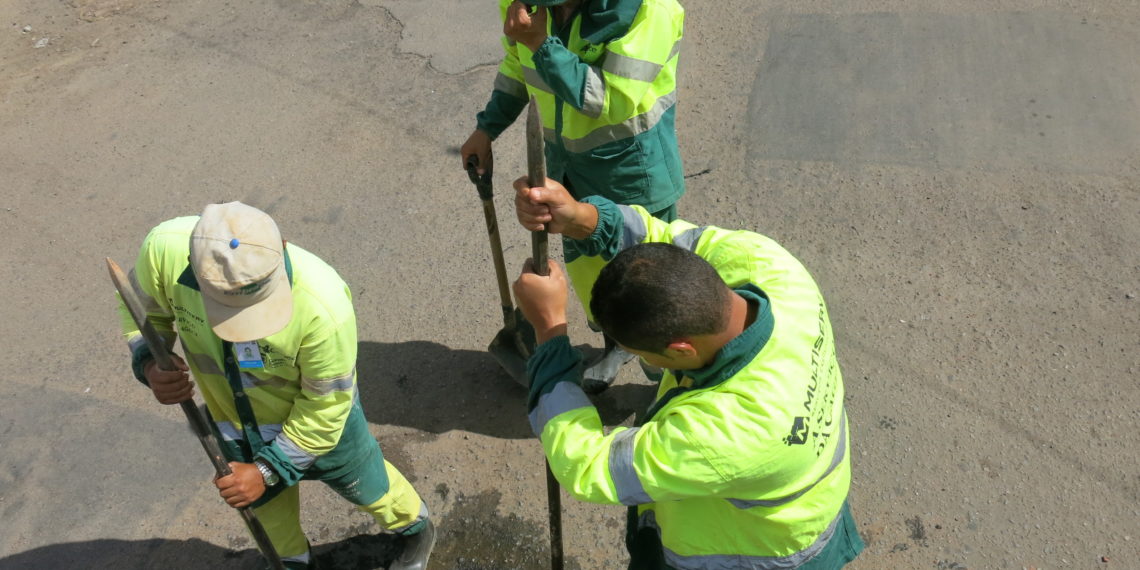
[230,238,240,249]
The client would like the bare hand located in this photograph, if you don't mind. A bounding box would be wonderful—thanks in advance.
[144,354,193,405]
[214,462,267,508]
[513,176,596,238]
[504,1,548,52]
[461,129,492,175]
[513,258,569,344]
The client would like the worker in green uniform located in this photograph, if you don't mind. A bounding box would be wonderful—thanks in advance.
[461,0,686,392]
[118,202,435,570]
[510,177,864,569]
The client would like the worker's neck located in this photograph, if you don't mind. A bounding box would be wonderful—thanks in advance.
[694,292,756,367]
[728,291,757,337]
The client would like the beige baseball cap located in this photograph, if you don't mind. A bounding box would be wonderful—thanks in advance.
[189,202,293,342]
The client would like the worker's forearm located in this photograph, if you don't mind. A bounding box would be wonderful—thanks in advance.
[562,202,599,240]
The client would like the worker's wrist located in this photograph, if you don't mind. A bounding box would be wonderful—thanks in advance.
[536,322,568,345]
[559,202,597,240]
[526,35,550,54]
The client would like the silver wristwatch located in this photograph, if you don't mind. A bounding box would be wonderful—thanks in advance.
[254,459,280,486]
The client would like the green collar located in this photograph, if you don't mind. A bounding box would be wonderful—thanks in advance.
[685,284,773,389]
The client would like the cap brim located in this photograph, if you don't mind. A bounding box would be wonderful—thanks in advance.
[203,271,293,342]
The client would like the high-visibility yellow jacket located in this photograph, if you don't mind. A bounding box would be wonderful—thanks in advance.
[527,198,856,568]
[477,0,685,212]
[119,216,359,487]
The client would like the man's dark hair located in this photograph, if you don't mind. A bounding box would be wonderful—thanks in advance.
[590,243,731,353]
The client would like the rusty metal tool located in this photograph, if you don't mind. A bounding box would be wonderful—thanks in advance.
[526,97,564,570]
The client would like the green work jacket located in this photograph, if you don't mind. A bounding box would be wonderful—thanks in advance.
[527,199,855,568]
[477,0,685,212]
[118,216,360,488]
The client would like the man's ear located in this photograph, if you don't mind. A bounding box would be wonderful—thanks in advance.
[663,340,697,359]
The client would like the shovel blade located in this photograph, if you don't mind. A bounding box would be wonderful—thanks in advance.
[488,309,537,387]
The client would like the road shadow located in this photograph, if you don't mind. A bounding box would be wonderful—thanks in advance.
[0,533,404,570]
[354,341,659,439]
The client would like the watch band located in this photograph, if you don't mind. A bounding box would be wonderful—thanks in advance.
[254,459,280,486]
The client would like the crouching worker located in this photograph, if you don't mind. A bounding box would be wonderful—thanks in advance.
[511,179,864,569]
[116,202,435,570]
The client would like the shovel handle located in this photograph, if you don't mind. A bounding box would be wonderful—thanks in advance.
[467,156,518,321]
[466,154,494,200]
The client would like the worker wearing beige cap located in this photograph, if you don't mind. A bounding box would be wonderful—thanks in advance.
[117,202,434,570]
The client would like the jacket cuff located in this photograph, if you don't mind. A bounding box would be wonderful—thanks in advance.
[565,196,623,261]
[526,335,583,411]
[255,441,306,488]
[532,36,566,68]
[476,90,528,140]
[130,343,154,386]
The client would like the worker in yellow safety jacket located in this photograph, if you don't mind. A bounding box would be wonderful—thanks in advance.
[117,202,435,570]
[461,0,686,392]
[511,178,864,569]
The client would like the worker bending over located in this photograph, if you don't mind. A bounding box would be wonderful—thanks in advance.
[117,202,435,570]
[511,178,864,569]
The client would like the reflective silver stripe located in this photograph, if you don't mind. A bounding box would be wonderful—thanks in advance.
[603,51,664,82]
[283,551,311,565]
[728,410,848,509]
[239,371,259,390]
[301,368,356,396]
[523,66,553,95]
[560,89,677,153]
[275,432,317,469]
[127,334,146,354]
[187,351,224,376]
[247,372,290,390]
[660,505,844,570]
[494,71,528,99]
[667,38,682,63]
[528,381,593,436]
[618,205,648,250]
[672,227,706,253]
[581,66,606,119]
[609,428,651,505]
[391,502,432,534]
[127,268,162,313]
[238,371,290,390]
[214,421,283,444]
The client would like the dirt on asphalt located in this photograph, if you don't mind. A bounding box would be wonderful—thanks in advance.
[1,1,1138,569]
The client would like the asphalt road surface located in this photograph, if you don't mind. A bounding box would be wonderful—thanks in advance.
[1,1,1137,569]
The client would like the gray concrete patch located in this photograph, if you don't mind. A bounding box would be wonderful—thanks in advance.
[748,12,1140,172]
[369,0,502,74]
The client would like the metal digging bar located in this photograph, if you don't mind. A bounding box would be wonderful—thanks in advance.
[526,97,564,570]
[106,257,285,570]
